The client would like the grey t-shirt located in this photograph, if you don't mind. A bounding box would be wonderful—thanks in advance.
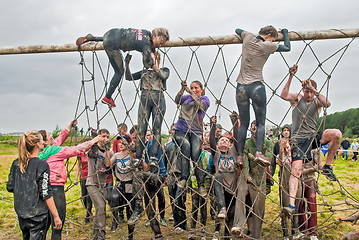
[86,148,114,187]
[110,152,134,182]
[213,145,238,194]
[292,98,319,139]
[236,31,278,85]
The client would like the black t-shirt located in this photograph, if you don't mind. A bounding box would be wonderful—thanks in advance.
[7,157,52,219]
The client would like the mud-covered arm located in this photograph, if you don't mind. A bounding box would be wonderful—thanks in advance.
[276,29,291,52]
[209,116,217,157]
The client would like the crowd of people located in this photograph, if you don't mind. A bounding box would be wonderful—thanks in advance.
[6,25,358,240]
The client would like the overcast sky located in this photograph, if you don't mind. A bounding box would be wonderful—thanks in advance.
[0,0,358,134]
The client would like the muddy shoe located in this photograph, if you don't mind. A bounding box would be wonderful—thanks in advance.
[235,156,244,168]
[198,186,207,198]
[101,96,116,107]
[322,164,337,181]
[149,157,159,169]
[128,200,144,225]
[231,226,242,235]
[75,34,94,46]
[283,206,295,216]
[177,179,187,189]
[254,152,270,166]
[217,207,227,219]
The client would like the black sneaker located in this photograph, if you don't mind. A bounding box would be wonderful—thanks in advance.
[127,201,144,225]
[110,221,117,232]
[283,206,295,216]
[322,165,337,181]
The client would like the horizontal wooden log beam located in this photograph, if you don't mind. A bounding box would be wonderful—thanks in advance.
[0,28,358,55]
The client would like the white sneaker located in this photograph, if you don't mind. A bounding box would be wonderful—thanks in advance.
[310,236,319,240]
[174,227,185,233]
[212,231,220,240]
[293,233,305,239]
[231,226,242,235]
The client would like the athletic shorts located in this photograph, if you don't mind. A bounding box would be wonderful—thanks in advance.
[292,131,324,161]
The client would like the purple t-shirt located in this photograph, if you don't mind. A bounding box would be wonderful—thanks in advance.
[175,94,210,133]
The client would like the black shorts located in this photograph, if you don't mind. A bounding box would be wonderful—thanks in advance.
[292,131,324,161]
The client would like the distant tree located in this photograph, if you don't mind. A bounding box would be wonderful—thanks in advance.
[52,124,62,139]
[318,108,359,137]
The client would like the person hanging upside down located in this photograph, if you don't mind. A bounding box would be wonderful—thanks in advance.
[234,25,290,167]
[76,28,170,108]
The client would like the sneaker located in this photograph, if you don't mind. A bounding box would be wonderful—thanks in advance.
[168,216,174,221]
[110,221,117,232]
[145,221,150,227]
[293,232,305,239]
[102,96,116,107]
[283,206,295,216]
[217,207,227,219]
[75,34,94,46]
[84,217,90,225]
[160,218,167,226]
[174,227,185,233]
[231,226,242,235]
[309,236,318,240]
[200,228,206,240]
[322,165,337,181]
[212,231,220,240]
[127,200,144,225]
[235,156,244,168]
[149,157,159,168]
[188,231,195,240]
[254,152,270,166]
[177,179,186,189]
[198,186,207,198]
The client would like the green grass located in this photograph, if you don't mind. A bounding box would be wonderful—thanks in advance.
[1,148,358,239]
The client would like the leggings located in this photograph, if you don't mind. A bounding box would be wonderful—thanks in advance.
[46,185,66,240]
[168,182,187,230]
[236,81,266,155]
[190,188,207,229]
[174,130,205,187]
[110,181,135,239]
[136,90,166,160]
[80,179,93,219]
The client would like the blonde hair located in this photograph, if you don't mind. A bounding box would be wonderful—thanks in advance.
[152,28,170,41]
[17,130,42,173]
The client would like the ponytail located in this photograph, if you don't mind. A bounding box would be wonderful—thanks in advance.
[18,130,42,173]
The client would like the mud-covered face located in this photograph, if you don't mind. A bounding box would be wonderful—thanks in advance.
[218,137,232,152]
[152,36,167,48]
[303,88,315,103]
[190,82,203,98]
[215,128,222,138]
[98,132,110,149]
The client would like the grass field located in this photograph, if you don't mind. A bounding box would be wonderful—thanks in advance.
[1,145,358,239]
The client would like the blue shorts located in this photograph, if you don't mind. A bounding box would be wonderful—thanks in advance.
[292,131,324,161]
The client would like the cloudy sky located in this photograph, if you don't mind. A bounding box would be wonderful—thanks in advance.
[0,0,358,134]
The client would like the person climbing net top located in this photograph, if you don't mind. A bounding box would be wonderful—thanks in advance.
[76,27,170,108]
